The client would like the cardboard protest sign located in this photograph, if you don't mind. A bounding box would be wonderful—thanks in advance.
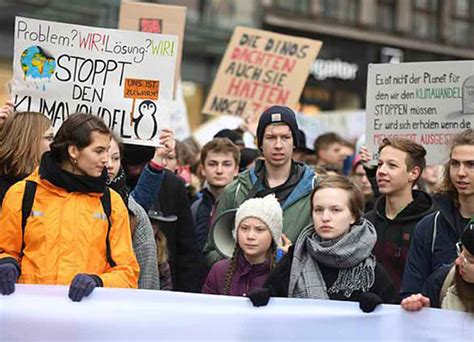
[11,17,178,146]
[119,1,186,99]
[366,61,474,164]
[202,26,322,123]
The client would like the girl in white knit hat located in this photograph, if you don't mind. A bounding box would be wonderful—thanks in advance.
[202,194,285,296]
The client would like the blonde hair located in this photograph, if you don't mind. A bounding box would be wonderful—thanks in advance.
[0,112,51,177]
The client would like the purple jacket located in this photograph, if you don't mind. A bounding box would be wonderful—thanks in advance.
[202,252,271,296]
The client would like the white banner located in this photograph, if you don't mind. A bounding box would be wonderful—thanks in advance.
[11,17,178,146]
[366,61,474,164]
[1,285,473,341]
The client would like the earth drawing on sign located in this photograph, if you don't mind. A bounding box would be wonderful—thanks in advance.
[20,46,56,90]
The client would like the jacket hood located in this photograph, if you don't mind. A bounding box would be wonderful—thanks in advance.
[374,190,435,222]
[246,162,315,210]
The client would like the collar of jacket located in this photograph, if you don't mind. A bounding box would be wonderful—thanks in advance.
[236,250,271,276]
[248,160,314,210]
[38,152,107,195]
[374,189,435,222]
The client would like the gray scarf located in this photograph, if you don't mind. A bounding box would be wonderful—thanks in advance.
[288,218,377,299]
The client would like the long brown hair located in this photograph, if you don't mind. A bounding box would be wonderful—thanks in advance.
[454,265,474,313]
[437,129,474,203]
[0,112,51,177]
[223,244,277,295]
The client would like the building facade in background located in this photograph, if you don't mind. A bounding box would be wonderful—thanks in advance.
[0,0,473,124]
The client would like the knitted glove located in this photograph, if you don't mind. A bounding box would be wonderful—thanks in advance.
[68,274,102,302]
[0,263,19,295]
[359,292,383,313]
[247,288,271,307]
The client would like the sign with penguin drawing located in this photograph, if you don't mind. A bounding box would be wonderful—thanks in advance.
[11,16,178,146]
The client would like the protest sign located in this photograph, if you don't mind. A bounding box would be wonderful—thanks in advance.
[119,1,186,98]
[202,26,322,123]
[11,16,178,146]
[366,61,474,164]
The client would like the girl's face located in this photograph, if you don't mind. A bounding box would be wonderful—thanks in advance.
[40,126,54,155]
[312,188,356,240]
[107,138,121,180]
[237,217,272,264]
[68,132,110,177]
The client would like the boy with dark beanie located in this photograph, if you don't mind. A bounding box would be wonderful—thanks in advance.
[203,105,316,266]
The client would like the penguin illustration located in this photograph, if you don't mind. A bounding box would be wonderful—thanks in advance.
[134,100,158,140]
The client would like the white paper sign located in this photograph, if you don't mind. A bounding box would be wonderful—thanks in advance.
[11,17,178,146]
[366,61,474,164]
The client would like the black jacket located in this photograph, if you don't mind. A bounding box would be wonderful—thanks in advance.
[400,195,469,298]
[0,174,24,206]
[131,166,204,293]
[264,246,400,304]
[364,190,436,291]
[191,188,216,252]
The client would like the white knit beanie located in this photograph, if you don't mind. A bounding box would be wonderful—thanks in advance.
[233,194,283,245]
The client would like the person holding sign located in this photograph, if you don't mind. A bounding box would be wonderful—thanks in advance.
[106,134,160,290]
[0,113,139,301]
[203,106,315,267]
[248,176,399,310]
[401,129,474,298]
[363,138,436,291]
[0,100,14,131]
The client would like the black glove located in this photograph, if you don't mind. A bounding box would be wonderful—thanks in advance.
[359,292,383,313]
[247,288,271,307]
[68,274,102,302]
[0,263,19,295]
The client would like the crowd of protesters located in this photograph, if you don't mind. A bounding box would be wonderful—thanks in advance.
[0,102,473,315]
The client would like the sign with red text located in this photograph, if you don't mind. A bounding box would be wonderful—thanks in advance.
[119,1,186,98]
[203,26,322,122]
[366,61,474,165]
[11,16,178,146]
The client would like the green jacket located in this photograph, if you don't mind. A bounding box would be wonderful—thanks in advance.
[204,164,315,266]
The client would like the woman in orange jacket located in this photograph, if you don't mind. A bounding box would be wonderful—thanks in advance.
[0,113,139,301]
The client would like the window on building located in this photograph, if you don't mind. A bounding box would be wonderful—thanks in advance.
[412,0,439,40]
[320,0,358,23]
[376,0,396,32]
[450,0,474,47]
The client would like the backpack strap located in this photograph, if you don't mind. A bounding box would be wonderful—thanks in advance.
[21,181,37,255]
[100,187,117,268]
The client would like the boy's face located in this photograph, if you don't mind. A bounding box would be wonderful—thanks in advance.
[318,142,344,167]
[201,151,238,189]
[376,146,419,195]
[449,145,474,198]
[261,124,294,167]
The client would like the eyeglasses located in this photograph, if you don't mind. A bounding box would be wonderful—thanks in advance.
[456,242,473,266]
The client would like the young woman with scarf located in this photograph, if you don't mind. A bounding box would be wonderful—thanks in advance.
[0,113,139,301]
[250,175,399,308]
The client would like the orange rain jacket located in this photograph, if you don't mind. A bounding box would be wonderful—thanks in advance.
[0,170,139,288]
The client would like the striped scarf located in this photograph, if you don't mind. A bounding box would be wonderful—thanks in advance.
[288,218,377,299]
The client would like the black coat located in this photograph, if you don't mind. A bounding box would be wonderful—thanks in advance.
[150,170,205,292]
[265,245,400,304]
[364,190,436,291]
[0,174,23,206]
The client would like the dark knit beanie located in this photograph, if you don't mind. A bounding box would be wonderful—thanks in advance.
[461,220,474,255]
[256,105,299,149]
